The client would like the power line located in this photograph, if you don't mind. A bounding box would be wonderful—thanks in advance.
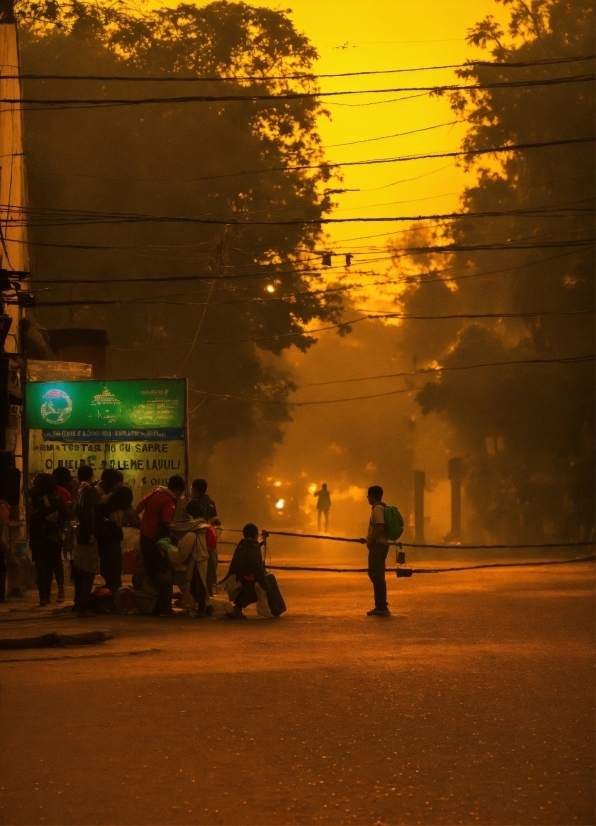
[27,238,596,302]
[323,121,461,148]
[21,136,595,186]
[300,355,596,387]
[7,73,594,107]
[32,245,586,292]
[7,191,595,230]
[189,310,596,346]
[31,250,591,312]
[187,354,595,407]
[28,120,463,182]
[12,54,594,83]
[26,240,596,285]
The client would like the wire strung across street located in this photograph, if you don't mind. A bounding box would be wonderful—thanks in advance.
[27,241,595,289]
[5,73,594,107]
[5,137,594,188]
[252,555,596,574]
[11,54,594,83]
[5,193,595,231]
[254,530,596,549]
[217,528,595,574]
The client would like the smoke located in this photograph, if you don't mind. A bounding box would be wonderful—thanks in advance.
[204,300,461,547]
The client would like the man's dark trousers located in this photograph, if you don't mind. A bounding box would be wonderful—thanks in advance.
[235,580,258,610]
[368,543,389,610]
[73,567,95,612]
[140,534,173,613]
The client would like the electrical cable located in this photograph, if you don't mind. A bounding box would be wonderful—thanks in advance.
[30,248,584,297]
[7,72,594,107]
[146,310,596,350]
[231,555,595,574]
[12,53,595,82]
[298,355,596,387]
[30,242,595,302]
[10,136,594,186]
[5,190,594,229]
[253,529,596,550]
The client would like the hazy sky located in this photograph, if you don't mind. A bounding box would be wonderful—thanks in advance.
[161,0,509,533]
[165,0,507,253]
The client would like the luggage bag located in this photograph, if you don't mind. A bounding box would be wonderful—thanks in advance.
[264,573,286,617]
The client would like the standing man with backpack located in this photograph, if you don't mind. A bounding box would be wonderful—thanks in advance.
[365,485,404,617]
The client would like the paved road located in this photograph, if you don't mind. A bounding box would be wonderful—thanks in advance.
[0,563,594,825]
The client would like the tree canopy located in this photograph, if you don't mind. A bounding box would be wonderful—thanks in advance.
[18,0,344,463]
[391,0,594,542]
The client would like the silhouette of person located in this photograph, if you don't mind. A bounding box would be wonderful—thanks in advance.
[314,484,331,532]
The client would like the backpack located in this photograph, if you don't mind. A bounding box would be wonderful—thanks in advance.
[206,525,218,551]
[96,514,124,547]
[383,504,404,541]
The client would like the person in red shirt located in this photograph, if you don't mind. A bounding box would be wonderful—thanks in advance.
[135,475,186,616]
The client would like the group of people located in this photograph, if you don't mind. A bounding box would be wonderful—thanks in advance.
[26,468,271,621]
[28,465,136,615]
[26,469,395,620]
[133,476,269,619]
[27,469,224,617]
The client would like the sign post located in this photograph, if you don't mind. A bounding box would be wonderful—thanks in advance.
[25,379,187,502]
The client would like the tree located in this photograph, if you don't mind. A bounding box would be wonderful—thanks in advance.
[391,0,594,542]
[17,0,345,477]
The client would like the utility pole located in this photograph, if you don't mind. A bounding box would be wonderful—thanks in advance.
[0,0,32,589]
[414,470,425,544]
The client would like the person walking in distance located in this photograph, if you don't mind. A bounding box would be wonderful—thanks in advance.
[135,475,186,617]
[365,485,391,617]
[314,483,331,532]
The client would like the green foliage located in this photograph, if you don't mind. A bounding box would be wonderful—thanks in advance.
[18,1,344,463]
[396,0,595,542]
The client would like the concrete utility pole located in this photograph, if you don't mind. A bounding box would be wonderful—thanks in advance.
[0,0,29,470]
[414,470,425,543]
[0,0,30,596]
[448,457,462,542]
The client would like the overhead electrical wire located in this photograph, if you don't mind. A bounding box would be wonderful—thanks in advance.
[27,120,465,182]
[22,238,596,280]
[16,136,594,186]
[6,72,594,108]
[323,120,462,148]
[12,53,594,82]
[299,355,596,387]
[5,190,594,230]
[72,309,595,347]
[30,250,592,309]
[185,353,596,408]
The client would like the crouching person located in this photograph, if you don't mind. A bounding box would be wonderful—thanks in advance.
[220,523,270,619]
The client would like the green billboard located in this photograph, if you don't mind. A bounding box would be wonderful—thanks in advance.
[26,379,185,432]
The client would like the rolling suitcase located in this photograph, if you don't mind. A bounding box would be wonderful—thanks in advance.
[264,573,286,617]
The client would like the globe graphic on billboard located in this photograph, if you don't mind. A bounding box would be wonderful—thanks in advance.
[40,388,73,425]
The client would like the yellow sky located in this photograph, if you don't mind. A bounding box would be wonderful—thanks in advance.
[220,0,506,251]
[158,1,508,256]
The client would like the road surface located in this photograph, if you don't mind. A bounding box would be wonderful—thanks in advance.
[0,562,593,825]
